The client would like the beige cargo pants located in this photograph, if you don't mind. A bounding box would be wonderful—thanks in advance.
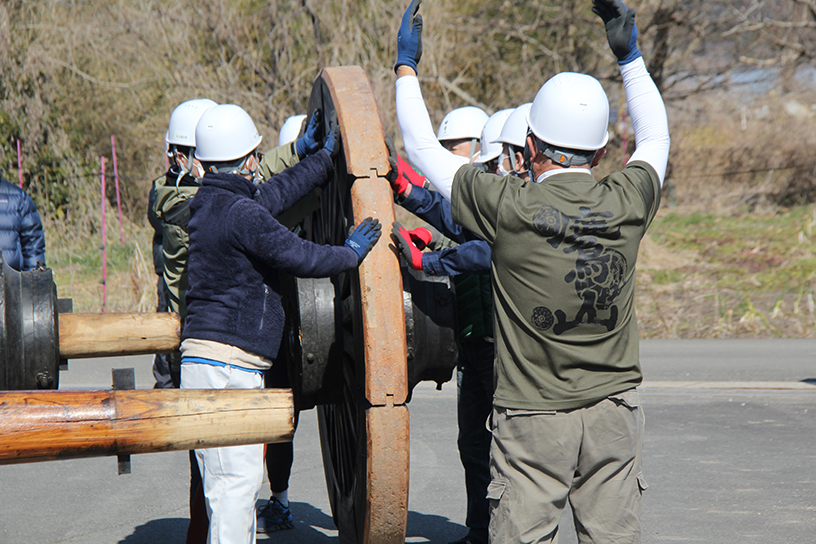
[488,389,646,544]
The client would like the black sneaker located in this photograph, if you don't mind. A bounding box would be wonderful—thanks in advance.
[256,497,294,533]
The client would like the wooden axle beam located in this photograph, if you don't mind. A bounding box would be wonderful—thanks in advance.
[0,388,294,465]
[58,312,181,359]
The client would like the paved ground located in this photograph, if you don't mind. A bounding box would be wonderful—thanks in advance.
[1,339,815,543]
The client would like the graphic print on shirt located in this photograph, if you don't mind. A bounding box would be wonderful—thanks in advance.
[531,205,627,335]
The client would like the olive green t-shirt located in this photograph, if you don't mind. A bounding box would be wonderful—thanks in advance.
[451,162,661,410]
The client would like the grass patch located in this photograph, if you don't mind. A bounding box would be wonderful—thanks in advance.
[46,219,156,314]
[636,204,816,338]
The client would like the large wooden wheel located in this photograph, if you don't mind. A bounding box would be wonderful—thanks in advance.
[300,67,410,544]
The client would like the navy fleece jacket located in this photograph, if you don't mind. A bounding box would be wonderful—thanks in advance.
[182,150,358,361]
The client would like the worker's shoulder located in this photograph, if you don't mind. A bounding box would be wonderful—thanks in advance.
[454,164,518,188]
[602,160,659,187]
[0,178,25,196]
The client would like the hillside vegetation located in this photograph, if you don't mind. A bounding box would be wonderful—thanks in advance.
[3,0,816,336]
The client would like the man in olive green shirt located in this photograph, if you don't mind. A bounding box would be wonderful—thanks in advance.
[394,0,670,542]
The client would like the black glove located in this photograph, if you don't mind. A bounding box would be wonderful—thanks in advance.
[385,135,398,184]
[395,0,423,73]
[592,0,641,65]
[323,110,341,159]
[345,217,382,264]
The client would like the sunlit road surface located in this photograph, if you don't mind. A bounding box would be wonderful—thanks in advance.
[1,339,814,544]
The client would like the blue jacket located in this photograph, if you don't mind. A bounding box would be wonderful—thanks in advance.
[0,178,45,271]
[400,184,490,276]
[182,150,358,361]
[399,183,493,340]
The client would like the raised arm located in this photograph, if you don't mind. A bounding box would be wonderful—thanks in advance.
[622,59,669,186]
[394,0,466,201]
[593,0,670,185]
[253,112,341,215]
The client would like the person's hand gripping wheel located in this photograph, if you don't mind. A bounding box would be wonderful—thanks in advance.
[391,221,424,271]
[406,225,440,250]
[345,217,382,265]
[295,109,322,158]
[323,110,342,159]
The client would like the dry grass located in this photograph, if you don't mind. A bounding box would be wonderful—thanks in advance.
[45,216,157,313]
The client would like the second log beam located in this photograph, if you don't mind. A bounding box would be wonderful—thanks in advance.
[58,312,181,359]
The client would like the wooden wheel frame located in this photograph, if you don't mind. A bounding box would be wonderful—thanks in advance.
[299,67,410,544]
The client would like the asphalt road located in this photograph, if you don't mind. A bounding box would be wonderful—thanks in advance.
[1,339,815,543]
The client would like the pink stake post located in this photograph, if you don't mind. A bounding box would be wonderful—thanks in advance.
[16,140,23,188]
[100,156,108,313]
[111,135,125,243]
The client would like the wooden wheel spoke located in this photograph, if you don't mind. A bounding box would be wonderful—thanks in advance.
[305,67,409,544]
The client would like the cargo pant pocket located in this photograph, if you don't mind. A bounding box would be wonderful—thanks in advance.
[486,479,506,502]
[637,471,649,493]
[487,479,508,544]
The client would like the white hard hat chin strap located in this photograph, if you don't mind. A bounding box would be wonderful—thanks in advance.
[173,148,195,186]
[508,150,518,172]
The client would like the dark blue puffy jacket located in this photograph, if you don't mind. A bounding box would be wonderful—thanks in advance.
[0,178,46,271]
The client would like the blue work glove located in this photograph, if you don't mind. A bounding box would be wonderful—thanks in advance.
[592,0,641,65]
[395,0,423,73]
[323,110,341,159]
[295,110,322,159]
[345,217,382,264]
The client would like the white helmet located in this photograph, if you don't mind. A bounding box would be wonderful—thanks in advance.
[278,114,307,146]
[165,99,218,148]
[194,104,264,162]
[526,73,609,151]
[437,106,489,142]
[495,103,532,149]
[475,109,513,164]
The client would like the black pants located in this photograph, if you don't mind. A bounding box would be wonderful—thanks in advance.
[264,361,299,493]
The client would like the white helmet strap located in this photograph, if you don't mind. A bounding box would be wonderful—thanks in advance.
[509,149,519,173]
[468,138,478,165]
[171,146,196,186]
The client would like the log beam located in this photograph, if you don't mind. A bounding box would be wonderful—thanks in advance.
[58,312,181,359]
[0,388,294,465]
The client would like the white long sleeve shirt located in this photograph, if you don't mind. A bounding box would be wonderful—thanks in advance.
[395,57,670,199]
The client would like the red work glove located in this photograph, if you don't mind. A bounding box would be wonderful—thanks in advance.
[397,155,427,191]
[391,221,424,271]
[407,225,441,250]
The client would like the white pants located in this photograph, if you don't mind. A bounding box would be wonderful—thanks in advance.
[182,361,265,544]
